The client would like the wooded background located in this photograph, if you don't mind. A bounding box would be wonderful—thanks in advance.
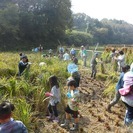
[0,0,133,51]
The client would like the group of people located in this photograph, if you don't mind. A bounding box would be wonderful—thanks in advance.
[45,56,80,131]
[2,46,132,133]
[107,62,133,125]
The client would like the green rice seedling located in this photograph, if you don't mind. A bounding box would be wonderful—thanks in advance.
[33,87,48,112]
[100,61,105,74]
[13,98,32,131]
[17,80,34,97]
[96,74,108,81]
[103,83,115,97]
[101,52,110,63]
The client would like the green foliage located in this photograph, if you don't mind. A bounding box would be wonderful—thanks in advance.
[0,0,72,50]
[0,52,70,131]
[65,30,93,46]
[96,74,108,81]
[13,99,32,130]
[73,13,133,45]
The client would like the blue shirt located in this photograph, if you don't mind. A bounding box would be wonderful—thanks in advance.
[67,63,78,74]
[116,72,124,91]
[0,119,28,133]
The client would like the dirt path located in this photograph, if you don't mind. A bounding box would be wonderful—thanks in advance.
[37,69,130,133]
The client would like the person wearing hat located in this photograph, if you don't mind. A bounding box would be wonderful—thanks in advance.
[0,101,28,133]
[18,55,29,76]
[107,65,130,112]
[90,53,99,79]
[80,46,87,67]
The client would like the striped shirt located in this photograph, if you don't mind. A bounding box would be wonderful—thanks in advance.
[0,119,28,133]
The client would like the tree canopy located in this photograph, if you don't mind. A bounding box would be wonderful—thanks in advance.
[0,0,72,50]
[0,1,133,51]
[71,13,133,45]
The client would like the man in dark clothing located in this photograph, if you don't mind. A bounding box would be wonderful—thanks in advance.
[90,53,98,79]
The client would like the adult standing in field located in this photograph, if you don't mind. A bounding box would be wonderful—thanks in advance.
[110,49,116,62]
[119,63,133,125]
[58,46,64,60]
[70,48,76,58]
[80,46,87,67]
[39,44,43,52]
[114,50,125,72]
[63,49,70,61]
[90,53,99,79]
[107,65,130,112]
[49,49,53,57]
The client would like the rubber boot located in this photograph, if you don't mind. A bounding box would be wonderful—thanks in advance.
[60,119,70,129]
[53,117,59,123]
[46,113,54,120]
[107,104,112,113]
[70,123,79,131]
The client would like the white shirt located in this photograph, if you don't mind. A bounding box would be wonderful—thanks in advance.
[49,86,61,106]
[63,53,70,61]
[117,55,125,67]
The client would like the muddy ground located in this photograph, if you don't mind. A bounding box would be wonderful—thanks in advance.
[34,69,132,133]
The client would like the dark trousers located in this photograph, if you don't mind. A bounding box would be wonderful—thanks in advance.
[72,72,80,87]
[74,77,80,87]
[91,65,97,78]
[123,102,133,125]
[48,103,58,117]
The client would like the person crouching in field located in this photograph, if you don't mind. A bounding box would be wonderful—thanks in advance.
[18,55,30,76]
[107,65,130,112]
[45,75,61,123]
[0,101,28,133]
[67,57,80,87]
[61,80,80,131]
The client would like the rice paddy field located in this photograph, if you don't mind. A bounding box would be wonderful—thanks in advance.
[0,46,133,133]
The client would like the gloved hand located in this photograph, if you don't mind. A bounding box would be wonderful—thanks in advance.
[45,92,53,97]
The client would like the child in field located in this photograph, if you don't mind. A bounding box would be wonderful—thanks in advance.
[61,80,80,131]
[0,101,28,133]
[45,75,61,123]
[107,65,130,112]
[67,57,80,87]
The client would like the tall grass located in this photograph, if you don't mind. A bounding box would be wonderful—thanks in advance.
[0,52,70,131]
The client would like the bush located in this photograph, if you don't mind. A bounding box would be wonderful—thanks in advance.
[65,30,93,46]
